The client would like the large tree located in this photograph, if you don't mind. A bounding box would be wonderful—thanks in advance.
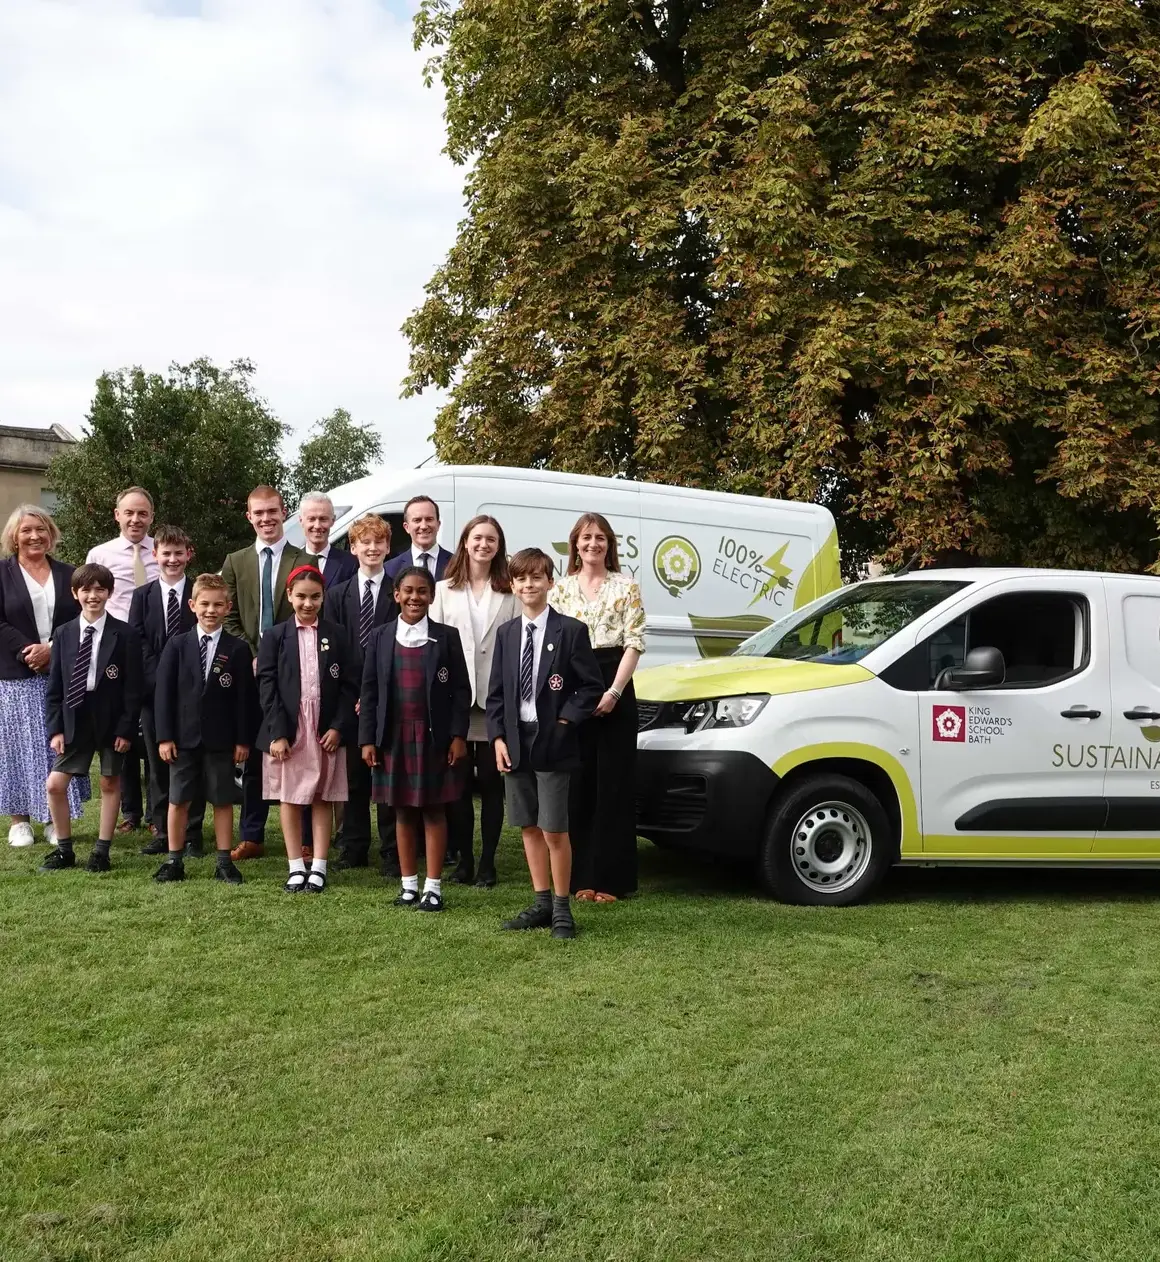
[49,358,287,570]
[405,0,1160,572]
[286,407,383,508]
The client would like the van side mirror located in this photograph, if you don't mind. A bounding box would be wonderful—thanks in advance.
[935,646,1006,691]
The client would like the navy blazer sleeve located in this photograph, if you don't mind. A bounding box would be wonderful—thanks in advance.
[116,626,145,742]
[446,626,472,742]
[358,628,383,748]
[485,624,508,745]
[45,632,66,739]
[154,637,180,745]
[256,623,293,745]
[128,586,157,696]
[560,623,604,725]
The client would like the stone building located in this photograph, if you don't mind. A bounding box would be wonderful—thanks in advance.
[0,424,78,531]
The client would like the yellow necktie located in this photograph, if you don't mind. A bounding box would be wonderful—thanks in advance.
[132,543,147,586]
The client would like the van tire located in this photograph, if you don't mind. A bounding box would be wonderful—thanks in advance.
[760,775,893,906]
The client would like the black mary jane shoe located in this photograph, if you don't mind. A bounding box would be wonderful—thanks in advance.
[304,872,327,894]
[417,890,444,913]
[392,888,421,907]
[473,864,497,889]
[284,872,309,893]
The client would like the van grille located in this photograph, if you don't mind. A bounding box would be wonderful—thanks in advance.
[637,701,664,731]
[636,774,707,832]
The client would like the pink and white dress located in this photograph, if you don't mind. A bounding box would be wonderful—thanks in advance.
[262,622,348,805]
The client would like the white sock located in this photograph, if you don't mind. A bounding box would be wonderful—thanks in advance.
[402,874,419,893]
[311,858,328,874]
[289,858,306,874]
[423,876,442,896]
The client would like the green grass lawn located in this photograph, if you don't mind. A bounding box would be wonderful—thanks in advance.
[3,795,1160,1262]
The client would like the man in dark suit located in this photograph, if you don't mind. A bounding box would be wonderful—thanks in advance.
[324,513,398,873]
[128,525,206,858]
[298,492,359,587]
[383,495,453,588]
[219,485,307,859]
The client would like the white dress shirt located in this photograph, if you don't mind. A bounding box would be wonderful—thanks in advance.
[395,615,431,647]
[79,612,108,691]
[86,535,157,620]
[158,575,187,620]
[20,565,55,643]
[518,606,550,722]
[359,568,386,606]
[410,546,439,575]
[254,535,290,631]
[195,625,222,681]
[309,543,331,571]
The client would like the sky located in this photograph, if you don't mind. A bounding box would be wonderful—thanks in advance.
[0,0,462,469]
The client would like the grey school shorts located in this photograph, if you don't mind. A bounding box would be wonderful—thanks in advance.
[170,746,238,807]
[53,740,124,779]
[504,724,571,833]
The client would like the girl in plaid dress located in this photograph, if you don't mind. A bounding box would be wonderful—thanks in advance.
[360,566,470,911]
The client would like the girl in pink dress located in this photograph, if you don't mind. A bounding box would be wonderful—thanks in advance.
[257,566,358,892]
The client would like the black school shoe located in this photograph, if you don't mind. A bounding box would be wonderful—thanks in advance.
[450,858,475,885]
[214,860,244,885]
[153,858,185,882]
[551,918,577,940]
[304,872,327,893]
[184,841,205,859]
[85,851,111,873]
[501,904,552,931]
[417,891,444,912]
[39,847,76,872]
[140,836,168,855]
[284,872,308,893]
[474,863,497,889]
[392,888,421,907]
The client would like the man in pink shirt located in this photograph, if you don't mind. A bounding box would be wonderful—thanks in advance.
[86,487,158,832]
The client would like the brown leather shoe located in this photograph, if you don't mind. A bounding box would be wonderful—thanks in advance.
[231,840,265,861]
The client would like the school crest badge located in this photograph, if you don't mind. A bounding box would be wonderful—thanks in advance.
[329,662,340,679]
[219,673,233,688]
[548,673,563,692]
[105,665,119,680]
[437,666,449,683]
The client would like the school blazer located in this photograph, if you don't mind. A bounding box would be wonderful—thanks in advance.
[45,615,144,746]
[323,572,397,669]
[220,542,308,655]
[128,579,198,698]
[255,617,358,752]
[154,629,256,751]
[359,620,471,754]
[429,582,520,711]
[0,556,79,680]
[309,548,359,587]
[485,608,604,773]
[384,547,453,589]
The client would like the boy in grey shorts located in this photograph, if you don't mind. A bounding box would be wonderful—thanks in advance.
[486,548,603,938]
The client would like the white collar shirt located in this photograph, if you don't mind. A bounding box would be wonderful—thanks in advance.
[254,536,289,631]
[158,575,186,613]
[79,612,108,691]
[410,546,439,575]
[518,606,551,722]
[195,625,222,681]
[359,569,386,603]
[395,614,431,648]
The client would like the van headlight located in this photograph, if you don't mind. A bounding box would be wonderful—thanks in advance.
[681,695,770,732]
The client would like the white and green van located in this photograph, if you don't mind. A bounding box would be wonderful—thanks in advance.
[635,568,1160,904]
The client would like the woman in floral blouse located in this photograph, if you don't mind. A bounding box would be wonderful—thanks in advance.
[549,512,646,901]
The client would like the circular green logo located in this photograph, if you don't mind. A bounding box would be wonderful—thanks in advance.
[653,535,701,597]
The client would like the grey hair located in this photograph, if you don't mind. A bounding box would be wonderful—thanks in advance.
[297,492,335,516]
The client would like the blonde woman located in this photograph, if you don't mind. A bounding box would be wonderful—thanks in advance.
[431,515,519,886]
[549,512,646,901]
[0,505,89,846]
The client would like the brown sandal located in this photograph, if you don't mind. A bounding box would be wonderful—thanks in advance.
[574,889,596,901]
[593,892,618,903]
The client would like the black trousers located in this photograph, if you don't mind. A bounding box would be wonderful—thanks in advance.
[118,729,149,823]
[570,649,638,897]
[141,707,205,843]
[446,740,504,869]
[338,743,397,871]
[240,747,271,843]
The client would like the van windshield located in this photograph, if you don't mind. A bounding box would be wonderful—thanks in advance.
[733,580,969,664]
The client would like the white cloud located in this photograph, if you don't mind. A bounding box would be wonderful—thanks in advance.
[0,0,463,469]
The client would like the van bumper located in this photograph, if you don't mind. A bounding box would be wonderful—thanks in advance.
[635,749,779,857]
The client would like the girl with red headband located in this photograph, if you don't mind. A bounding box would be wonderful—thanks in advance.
[255,564,358,891]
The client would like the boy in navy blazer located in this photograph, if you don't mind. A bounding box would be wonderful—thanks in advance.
[127,524,205,857]
[153,573,256,884]
[43,563,144,872]
[486,547,603,938]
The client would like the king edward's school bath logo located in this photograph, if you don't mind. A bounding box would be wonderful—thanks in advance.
[932,705,966,743]
[653,536,701,598]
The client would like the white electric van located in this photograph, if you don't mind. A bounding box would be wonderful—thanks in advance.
[288,465,841,664]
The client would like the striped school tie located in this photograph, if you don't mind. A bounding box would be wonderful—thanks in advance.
[359,579,374,650]
[66,626,96,710]
[199,634,211,682]
[520,623,535,704]
[165,587,181,637]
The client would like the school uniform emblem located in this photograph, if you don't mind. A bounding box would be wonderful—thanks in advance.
[437,666,449,683]
[548,673,563,691]
[329,662,340,679]
[320,638,331,652]
[105,664,119,680]
[219,673,233,688]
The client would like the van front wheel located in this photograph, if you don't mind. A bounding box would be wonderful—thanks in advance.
[760,775,893,906]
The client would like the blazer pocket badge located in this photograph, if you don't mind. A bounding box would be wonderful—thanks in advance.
[548,673,563,691]
[437,666,449,683]
[547,643,554,652]
[320,638,330,652]
[329,662,341,679]
[105,664,119,680]
[219,672,233,688]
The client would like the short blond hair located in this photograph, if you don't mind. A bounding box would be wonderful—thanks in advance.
[192,572,229,598]
[2,504,62,557]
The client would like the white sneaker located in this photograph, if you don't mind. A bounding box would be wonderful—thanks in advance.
[45,823,57,847]
[8,821,35,848]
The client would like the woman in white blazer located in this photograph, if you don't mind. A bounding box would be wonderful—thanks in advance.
[430,515,520,887]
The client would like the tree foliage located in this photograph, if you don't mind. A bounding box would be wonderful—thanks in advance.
[286,408,383,508]
[48,359,287,570]
[405,0,1160,572]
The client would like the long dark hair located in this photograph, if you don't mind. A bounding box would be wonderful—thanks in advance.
[567,512,620,574]
[443,515,511,592]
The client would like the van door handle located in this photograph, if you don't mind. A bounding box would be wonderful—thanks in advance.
[1123,707,1160,720]
[1061,707,1102,719]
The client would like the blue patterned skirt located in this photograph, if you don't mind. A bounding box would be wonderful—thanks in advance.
[0,677,91,821]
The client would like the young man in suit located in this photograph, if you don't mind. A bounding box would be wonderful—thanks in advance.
[325,514,399,874]
[128,524,206,858]
[42,563,144,872]
[219,485,306,859]
[486,547,603,939]
[153,573,256,885]
[383,496,453,586]
[299,492,359,587]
